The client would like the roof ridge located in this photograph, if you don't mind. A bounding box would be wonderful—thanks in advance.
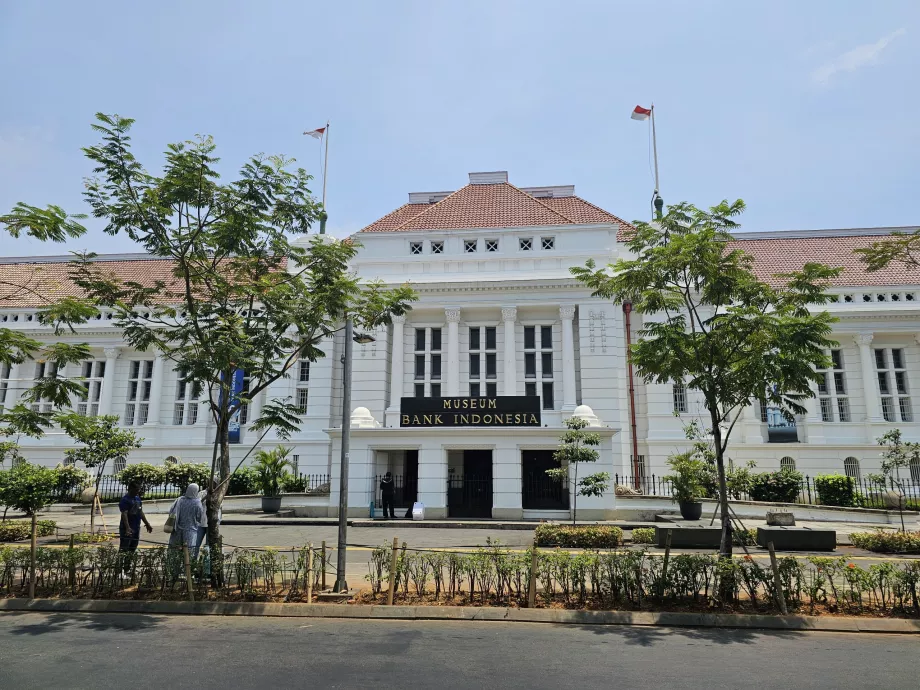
[504,182,577,224]
[393,186,471,231]
[358,202,425,233]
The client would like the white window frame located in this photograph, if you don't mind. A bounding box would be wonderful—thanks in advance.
[519,237,533,251]
[296,355,310,414]
[875,347,912,422]
[816,349,849,422]
[0,363,12,413]
[844,457,861,482]
[30,360,59,414]
[77,360,105,417]
[485,239,499,252]
[673,380,688,414]
[409,241,423,255]
[468,326,497,398]
[125,360,153,426]
[463,239,478,254]
[413,326,442,398]
[430,241,444,254]
[780,456,796,472]
[173,372,200,425]
[524,325,554,410]
[540,236,555,250]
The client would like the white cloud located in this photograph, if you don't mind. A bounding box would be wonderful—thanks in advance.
[811,29,907,85]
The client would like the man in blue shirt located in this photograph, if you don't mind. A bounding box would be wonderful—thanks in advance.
[119,483,153,556]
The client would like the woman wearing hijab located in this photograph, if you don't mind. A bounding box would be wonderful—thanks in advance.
[169,483,204,559]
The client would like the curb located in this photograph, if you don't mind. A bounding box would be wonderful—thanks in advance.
[1,598,917,634]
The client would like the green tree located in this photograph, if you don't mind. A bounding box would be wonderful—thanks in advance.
[873,429,919,532]
[547,417,608,525]
[57,413,143,533]
[252,446,294,497]
[571,200,840,557]
[856,231,920,272]
[9,114,416,570]
[1,462,58,597]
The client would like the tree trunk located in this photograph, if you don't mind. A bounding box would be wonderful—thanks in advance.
[29,512,37,599]
[206,415,231,587]
[90,462,105,536]
[710,409,732,560]
[572,463,579,526]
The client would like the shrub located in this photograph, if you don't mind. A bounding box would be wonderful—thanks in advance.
[0,519,55,542]
[814,474,857,507]
[732,527,757,547]
[164,462,211,492]
[850,530,920,554]
[748,470,803,503]
[282,473,308,493]
[53,465,91,497]
[631,527,655,544]
[118,463,167,490]
[228,467,260,496]
[534,524,623,548]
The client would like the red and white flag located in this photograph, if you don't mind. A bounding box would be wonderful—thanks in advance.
[303,126,326,139]
[630,105,652,121]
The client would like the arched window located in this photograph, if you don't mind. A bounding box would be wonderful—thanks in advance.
[63,456,76,466]
[113,457,127,475]
[164,455,179,466]
[844,457,861,482]
[910,457,920,483]
[780,456,796,472]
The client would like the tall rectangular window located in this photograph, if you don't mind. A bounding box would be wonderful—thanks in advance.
[816,349,849,422]
[294,355,310,415]
[876,347,911,422]
[673,381,688,414]
[125,360,153,426]
[77,360,105,416]
[414,326,442,397]
[174,372,201,425]
[30,360,59,414]
[0,363,11,413]
[468,326,497,397]
[524,325,555,410]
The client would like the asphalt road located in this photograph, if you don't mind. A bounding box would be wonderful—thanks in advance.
[0,613,915,689]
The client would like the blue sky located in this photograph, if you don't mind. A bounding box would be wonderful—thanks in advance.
[1,0,918,256]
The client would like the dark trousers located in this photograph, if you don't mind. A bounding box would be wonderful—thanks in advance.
[381,495,395,519]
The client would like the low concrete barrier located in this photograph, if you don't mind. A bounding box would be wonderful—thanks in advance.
[757,526,836,552]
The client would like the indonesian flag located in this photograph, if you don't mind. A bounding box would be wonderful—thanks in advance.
[631,105,652,121]
[303,126,326,139]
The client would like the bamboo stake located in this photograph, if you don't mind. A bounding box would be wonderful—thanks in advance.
[68,534,76,593]
[660,528,673,599]
[306,543,314,604]
[182,538,195,603]
[386,536,398,605]
[767,541,787,615]
[321,541,327,591]
[527,541,539,608]
[29,512,37,599]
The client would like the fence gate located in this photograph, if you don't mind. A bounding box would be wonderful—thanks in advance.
[448,450,493,518]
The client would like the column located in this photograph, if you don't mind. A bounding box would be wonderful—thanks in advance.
[855,333,882,421]
[98,347,120,416]
[5,362,22,406]
[388,314,406,410]
[445,308,461,396]
[144,354,165,425]
[501,307,517,396]
[560,305,577,411]
[248,385,262,426]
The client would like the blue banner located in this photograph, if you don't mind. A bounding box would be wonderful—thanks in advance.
[227,369,244,444]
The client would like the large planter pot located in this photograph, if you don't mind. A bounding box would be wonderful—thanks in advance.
[882,490,906,510]
[679,501,703,521]
[261,495,283,513]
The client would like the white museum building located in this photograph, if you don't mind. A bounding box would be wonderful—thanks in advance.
[2,170,920,519]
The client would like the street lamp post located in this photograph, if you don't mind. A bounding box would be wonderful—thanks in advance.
[333,316,375,593]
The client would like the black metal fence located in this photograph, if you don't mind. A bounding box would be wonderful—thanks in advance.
[523,474,570,510]
[375,474,418,509]
[614,473,920,511]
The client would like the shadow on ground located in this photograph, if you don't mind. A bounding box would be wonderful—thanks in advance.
[575,623,803,648]
[2,612,165,637]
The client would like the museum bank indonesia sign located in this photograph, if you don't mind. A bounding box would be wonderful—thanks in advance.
[400,396,542,427]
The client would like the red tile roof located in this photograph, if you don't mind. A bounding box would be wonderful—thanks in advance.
[730,234,920,287]
[360,181,634,235]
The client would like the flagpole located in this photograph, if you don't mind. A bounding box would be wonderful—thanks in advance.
[322,120,330,209]
[650,104,663,219]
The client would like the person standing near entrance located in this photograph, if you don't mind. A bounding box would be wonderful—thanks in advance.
[380,472,396,519]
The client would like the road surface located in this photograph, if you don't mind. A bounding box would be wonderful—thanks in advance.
[0,613,915,689]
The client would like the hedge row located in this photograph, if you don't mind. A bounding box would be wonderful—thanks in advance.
[850,530,920,554]
[534,524,623,548]
[0,520,57,542]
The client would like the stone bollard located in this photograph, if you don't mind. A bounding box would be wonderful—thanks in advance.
[766,511,795,527]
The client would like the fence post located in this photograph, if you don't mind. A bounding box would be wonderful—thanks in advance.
[767,541,787,615]
[527,541,539,608]
[660,528,672,599]
[806,476,812,504]
[182,536,195,603]
[306,543,314,603]
[386,536,399,605]
[321,541,327,591]
[68,533,76,593]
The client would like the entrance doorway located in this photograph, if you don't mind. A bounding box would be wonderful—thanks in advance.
[448,450,493,518]
[522,450,569,510]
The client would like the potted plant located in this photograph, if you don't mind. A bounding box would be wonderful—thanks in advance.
[664,450,707,520]
[253,446,294,513]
